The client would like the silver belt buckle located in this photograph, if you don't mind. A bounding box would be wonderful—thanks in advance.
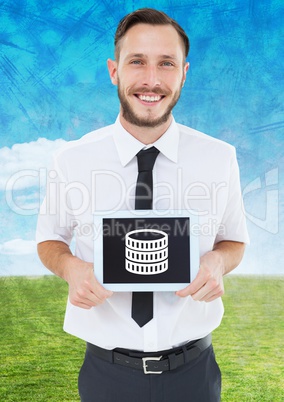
[142,356,163,374]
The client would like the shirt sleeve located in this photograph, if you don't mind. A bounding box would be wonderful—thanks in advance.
[215,148,250,245]
[36,154,75,246]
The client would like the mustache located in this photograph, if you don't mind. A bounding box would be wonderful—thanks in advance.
[129,87,171,96]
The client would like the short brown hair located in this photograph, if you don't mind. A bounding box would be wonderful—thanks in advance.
[114,8,190,60]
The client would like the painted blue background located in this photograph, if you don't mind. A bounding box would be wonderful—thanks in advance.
[0,0,283,275]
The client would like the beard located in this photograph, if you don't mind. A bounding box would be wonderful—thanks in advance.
[117,78,183,128]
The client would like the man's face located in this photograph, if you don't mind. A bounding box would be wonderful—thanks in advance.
[108,24,189,129]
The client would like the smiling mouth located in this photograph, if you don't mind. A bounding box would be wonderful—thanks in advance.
[135,94,164,103]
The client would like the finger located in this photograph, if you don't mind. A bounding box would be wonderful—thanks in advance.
[196,287,224,302]
[83,288,111,306]
[84,276,113,296]
[72,291,113,308]
[70,290,96,307]
[70,284,111,307]
[176,271,207,297]
[70,300,94,309]
[203,290,224,303]
[191,280,224,302]
[87,280,113,300]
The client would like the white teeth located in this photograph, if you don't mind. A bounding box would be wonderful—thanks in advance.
[138,95,161,102]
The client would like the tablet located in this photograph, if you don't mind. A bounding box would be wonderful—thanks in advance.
[94,210,199,291]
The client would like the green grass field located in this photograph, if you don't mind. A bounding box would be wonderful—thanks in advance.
[0,275,283,401]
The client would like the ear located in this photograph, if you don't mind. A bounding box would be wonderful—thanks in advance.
[107,59,118,85]
[182,61,190,84]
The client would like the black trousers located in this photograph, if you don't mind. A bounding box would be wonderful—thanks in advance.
[78,344,221,402]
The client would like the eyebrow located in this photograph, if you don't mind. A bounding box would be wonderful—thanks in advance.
[125,53,178,61]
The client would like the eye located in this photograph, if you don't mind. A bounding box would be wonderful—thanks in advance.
[161,61,175,67]
[130,60,143,65]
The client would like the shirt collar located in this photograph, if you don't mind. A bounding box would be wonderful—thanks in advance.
[113,115,179,167]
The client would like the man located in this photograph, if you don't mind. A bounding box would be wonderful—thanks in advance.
[37,8,249,402]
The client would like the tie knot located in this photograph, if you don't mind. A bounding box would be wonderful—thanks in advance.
[136,147,160,172]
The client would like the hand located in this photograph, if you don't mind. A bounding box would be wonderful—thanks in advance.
[65,257,113,309]
[176,250,225,302]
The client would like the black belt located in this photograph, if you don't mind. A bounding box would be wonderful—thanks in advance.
[86,334,212,375]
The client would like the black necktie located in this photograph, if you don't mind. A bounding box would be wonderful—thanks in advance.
[131,147,160,327]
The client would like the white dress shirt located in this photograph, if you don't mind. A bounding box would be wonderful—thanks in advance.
[36,116,249,352]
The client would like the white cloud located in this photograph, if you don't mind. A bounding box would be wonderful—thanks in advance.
[0,138,66,190]
[0,239,37,255]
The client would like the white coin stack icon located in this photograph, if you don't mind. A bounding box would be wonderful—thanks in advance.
[125,229,169,275]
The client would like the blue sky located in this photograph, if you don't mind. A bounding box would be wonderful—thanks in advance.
[0,0,283,275]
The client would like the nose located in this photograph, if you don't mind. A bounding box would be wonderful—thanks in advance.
[142,64,161,88]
